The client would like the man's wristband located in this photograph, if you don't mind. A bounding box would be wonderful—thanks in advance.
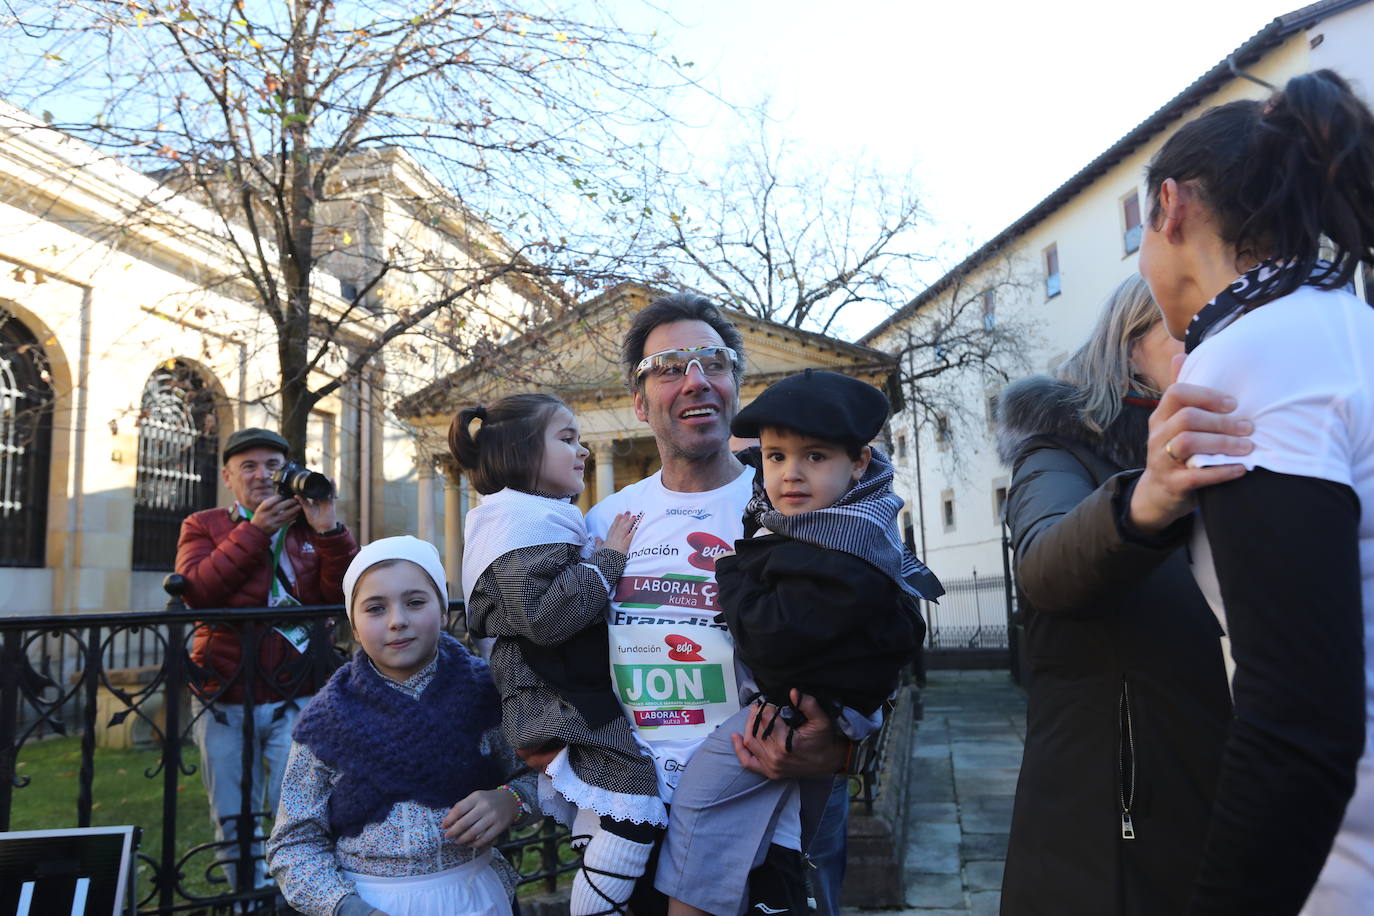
[335,893,385,916]
[314,522,345,537]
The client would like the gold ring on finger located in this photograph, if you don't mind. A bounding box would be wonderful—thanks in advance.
[1164,438,1184,465]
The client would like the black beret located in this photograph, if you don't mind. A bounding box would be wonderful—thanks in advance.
[222,427,289,464]
[732,369,889,444]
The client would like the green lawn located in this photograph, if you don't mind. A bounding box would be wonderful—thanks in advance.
[9,734,225,901]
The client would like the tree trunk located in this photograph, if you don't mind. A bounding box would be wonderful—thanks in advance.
[271,23,322,462]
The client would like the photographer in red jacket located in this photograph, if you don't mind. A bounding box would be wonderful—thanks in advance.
[175,427,359,891]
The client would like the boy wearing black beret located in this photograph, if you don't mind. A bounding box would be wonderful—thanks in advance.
[655,370,942,916]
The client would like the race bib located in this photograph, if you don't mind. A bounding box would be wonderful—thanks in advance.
[270,586,309,654]
[272,621,311,653]
[608,624,739,741]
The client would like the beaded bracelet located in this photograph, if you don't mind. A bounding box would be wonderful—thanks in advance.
[499,783,532,818]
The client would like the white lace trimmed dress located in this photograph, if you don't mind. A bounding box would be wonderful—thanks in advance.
[266,656,539,916]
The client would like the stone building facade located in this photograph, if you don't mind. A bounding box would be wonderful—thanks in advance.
[0,102,552,614]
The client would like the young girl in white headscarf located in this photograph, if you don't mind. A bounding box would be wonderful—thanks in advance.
[267,536,538,916]
[453,394,666,916]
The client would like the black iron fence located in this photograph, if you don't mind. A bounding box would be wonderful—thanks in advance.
[2,579,892,914]
[925,570,1011,650]
[922,524,1019,660]
[0,580,578,914]
[846,669,916,812]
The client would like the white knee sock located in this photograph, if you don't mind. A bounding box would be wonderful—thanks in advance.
[569,829,654,916]
[570,806,602,851]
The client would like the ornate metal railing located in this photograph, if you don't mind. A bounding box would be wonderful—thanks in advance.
[0,578,575,914]
[131,360,220,571]
[846,668,914,815]
[2,579,889,913]
[925,571,1012,650]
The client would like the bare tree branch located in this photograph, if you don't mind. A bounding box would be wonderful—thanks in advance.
[1,0,694,452]
[646,107,937,337]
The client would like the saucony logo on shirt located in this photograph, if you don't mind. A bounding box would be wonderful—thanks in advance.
[666,507,712,519]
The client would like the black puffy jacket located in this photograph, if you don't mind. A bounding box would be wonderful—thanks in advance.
[996,376,1231,916]
[716,535,924,718]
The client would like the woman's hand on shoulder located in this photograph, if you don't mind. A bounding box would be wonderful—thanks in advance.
[441,788,517,849]
[1130,355,1253,535]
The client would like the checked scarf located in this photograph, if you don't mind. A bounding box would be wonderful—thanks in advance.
[742,447,944,601]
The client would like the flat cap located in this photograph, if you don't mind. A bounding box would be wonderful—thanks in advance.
[222,427,289,463]
[732,369,889,444]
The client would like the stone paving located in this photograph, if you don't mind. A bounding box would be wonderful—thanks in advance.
[844,669,1027,916]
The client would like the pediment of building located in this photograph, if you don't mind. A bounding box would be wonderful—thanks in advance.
[398,282,896,444]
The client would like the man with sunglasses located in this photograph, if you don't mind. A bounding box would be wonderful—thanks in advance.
[583,292,851,916]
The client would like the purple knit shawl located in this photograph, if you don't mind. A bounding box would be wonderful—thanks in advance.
[292,633,503,838]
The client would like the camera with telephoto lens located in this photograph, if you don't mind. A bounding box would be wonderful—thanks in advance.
[271,461,334,501]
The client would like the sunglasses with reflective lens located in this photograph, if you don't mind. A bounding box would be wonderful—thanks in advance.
[634,346,739,383]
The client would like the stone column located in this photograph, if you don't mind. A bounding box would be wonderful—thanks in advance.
[416,455,436,545]
[441,461,463,592]
[594,441,616,503]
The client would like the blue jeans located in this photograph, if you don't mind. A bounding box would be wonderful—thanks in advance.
[807,776,850,915]
[192,699,298,890]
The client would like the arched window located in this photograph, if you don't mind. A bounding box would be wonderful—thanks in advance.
[132,359,220,570]
[0,307,54,567]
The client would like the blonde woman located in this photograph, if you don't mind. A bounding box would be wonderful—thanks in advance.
[996,275,1235,915]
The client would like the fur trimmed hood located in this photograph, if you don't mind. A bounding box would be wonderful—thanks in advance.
[995,375,1151,471]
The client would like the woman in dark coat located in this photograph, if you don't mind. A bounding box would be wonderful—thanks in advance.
[997,274,1232,916]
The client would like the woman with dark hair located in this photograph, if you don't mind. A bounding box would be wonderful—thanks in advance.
[453,393,666,916]
[997,274,1233,915]
[1131,69,1374,914]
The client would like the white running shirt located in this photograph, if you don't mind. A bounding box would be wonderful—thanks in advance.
[1183,286,1374,914]
[587,468,753,798]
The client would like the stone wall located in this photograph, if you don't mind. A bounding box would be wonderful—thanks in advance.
[841,684,917,908]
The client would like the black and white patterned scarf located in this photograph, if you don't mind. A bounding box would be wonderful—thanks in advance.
[741,447,944,600]
[1185,258,1344,353]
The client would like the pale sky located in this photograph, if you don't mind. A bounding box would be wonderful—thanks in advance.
[639,0,1303,266]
